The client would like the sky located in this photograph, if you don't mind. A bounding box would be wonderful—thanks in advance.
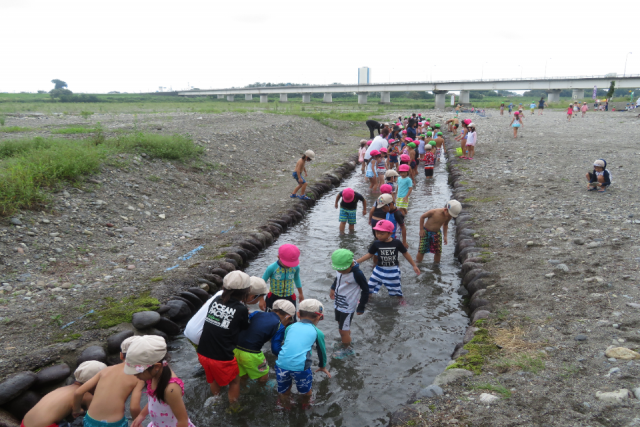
[2,0,639,94]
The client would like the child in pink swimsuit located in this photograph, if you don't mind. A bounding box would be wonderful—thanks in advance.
[125,336,196,427]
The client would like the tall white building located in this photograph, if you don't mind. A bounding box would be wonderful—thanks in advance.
[358,67,371,85]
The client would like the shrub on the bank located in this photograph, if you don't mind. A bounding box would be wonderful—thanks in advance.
[88,292,160,329]
[109,133,204,160]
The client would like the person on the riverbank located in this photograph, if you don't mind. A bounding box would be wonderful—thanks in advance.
[457,121,469,158]
[263,244,304,311]
[396,164,413,215]
[355,219,420,298]
[581,102,589,117]
[566,104,573,121]
[573,102,579,118]
[465,124,477,160]
[126,336,195,427]
[423,144,435,179]
[196,271,250,407]
[291,150,314,201]
[508,103,513,115]
[529,102,536,115]
[509,112,522,138]
[72,349,145,427]
[334,187,367,234]
[233,298,295,386]
[500,103,505,115]
[358,140,367,174]
[275,299,330,409]
[416,200,462,265]
[586,159,611,192]
[365,120,383,139]
[23,361,106,427]
[367,150,381,191]
[538,97,546,115]
[329,249,369,359]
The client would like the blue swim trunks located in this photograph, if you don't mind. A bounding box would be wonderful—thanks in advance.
[83,414,128,427]
[275,365,313,394]
[339,208,357,225]
[292,172,306,184]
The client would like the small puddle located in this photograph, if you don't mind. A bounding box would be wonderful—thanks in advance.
[168,157,467,426]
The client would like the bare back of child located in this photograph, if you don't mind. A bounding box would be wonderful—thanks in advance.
[24,385,89,427]
[416,202,461,264]
[74,364,141,425]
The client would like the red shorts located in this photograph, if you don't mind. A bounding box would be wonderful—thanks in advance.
[22,422,58,427]
[197,354,239,387]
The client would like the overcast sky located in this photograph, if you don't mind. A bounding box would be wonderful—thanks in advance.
[2,0,639,94]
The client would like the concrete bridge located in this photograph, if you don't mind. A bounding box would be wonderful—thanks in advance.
[177,75,640,109]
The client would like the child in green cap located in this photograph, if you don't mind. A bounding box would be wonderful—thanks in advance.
[329,249,369,359]
[435,132,444,163]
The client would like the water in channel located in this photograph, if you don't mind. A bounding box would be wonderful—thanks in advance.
[168,156,468,426]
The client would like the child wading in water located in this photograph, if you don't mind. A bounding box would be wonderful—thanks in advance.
[586,159,611,192]
[396,164,413,215]
[263,244,304,310]
[126,336,195,427]
[416,200,462,266]
[509,112,522,138]
[23,361,107,427]
[329,249,369,359]
[356,219,420,298]
[334,187,367,234]
[358,140,367,174]
[291,150,315,201]
[423,144,435,179]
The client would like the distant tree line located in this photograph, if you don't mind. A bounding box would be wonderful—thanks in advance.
[48,79,99,102]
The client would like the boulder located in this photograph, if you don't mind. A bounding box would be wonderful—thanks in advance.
[595,389,630,404]
[201,274,222,287]
[217,261,236,272]
[77,346,107,365]
[154,318,181,337]
[605,346,640,360]
[469,298,492,313]
[0,372,37,405]
[223,258,238,269]
[269,219,287,229]
[4,390,41,420]
[469,289,487,303]
[259,231,274,246]
[433,369,473,387]
[170,296,195,313]
[466,272,495,289]
[472,310,491,324]
[467,277,493,296]
[417,385,443,398]
[452,346,469,360]
[132,311,161,330]
[35,364,71,387]
[463,327,478,344]
[461,262,483,278]
[141,328,168,341]
[250,233,267,247]
[187,287,211,303]
[246,237,264,250]
[458,247,481,262]
[462,269,485,287]
[180,292,203,308]
[209,268,228,278]
[106,331,135,354]
[224,252,243,267]
[455,239,475,257]
[227,247,248,263]
[280,215,293,226]
[165,300,191,321]
[479,393,500,405]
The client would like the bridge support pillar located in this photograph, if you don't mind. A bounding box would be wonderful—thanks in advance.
[244,94,252,101]
[546,89,562,103]
[217,95,224,99]
[260,94,268,103]
[226,95,235,102]
[380,92,391,104]
[459,90,470,103]
[572,89,584,100]
[279,94,288,102]
[434,90,448,109]
[302,94,311,103]
[323,93,332,103]
[357,93,368,104]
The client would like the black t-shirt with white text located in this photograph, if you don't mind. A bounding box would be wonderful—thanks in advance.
[197,296,249,361]
[339,191,365,210]
[368,239,407,266]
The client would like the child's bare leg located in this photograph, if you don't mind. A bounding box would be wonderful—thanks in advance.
[257,374,269,384]
[300,390,313,407]
[434,252,442,264]
[228,376,241,404]
[278,389,292,409]
[416,252,424,263]
[348,223,355,233]
[338,329,351,347]
[339,221,346,234]
[468,146,475,158]
[513,128,517,138]
[300,183,307,196]
[292,183,303,195]
[209,380,222,396]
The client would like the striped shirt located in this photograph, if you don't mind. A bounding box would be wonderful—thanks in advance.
[262,261,302,297]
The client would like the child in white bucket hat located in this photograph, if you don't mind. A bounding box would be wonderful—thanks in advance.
[125,336,195,427]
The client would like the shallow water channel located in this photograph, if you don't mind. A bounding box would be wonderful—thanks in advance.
[168,158,468,426]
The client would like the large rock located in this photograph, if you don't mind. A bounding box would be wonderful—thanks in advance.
[35,364,71,387]
[462,269,484,287]
[417,385,443,398]
[141,328,168,341]
[217,261,236,272]
[223,252,243,267]
[210,268,228,279]
[187,287,211,303]
[106,330,135,354]
[605,346,640,360]
[170,296,195,313]
[154,318,181,336]
[77,346,107,365]
[4,390,41,420]
[463,327,478,344]
[461,262,483,278]
[596,389,630,404]
[469,289,487,303]
[132,311,161,330]
[0,372,37,405]
[472,310,491,324]
[469,298,492,313]
[467,277,494,296]
[179,292,203,309]
[433,369,473,387]
[165,300,191,321]
[0,408,20,427]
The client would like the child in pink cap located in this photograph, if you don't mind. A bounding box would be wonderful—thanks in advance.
[367,150,381,191]
[355,219,420,298]
[376,147,388,187]
[334,187,367,234]
[358,140,367,174]
[262,244,304,313]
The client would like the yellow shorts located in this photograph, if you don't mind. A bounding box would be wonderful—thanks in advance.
[396,196,409,209]
[233,348,269,379]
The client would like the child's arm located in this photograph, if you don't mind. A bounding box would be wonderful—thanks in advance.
[294,267,304,302]
[131,404,149,427]
[419,210,433,236]
[163,383,190,427]
[443,220,450,245]
[262,263,276,283]
[303,162,308,177]
[368,206,375,225]
[329,277,336,300]
[270,323,286,356]
[355,253,374,264]
[406,186,413,199]
[334,193,341,209]
[354,267,369,314]
[72,372,101,416]
[400,222,408,248]
[402,251,421,275]
[361,198,367,216]
[294,160,304,182]
[130,380,145,419]
[314,330,331,378]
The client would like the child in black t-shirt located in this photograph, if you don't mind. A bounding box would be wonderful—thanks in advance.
[355,220,420,297]
[334,187,367,234]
